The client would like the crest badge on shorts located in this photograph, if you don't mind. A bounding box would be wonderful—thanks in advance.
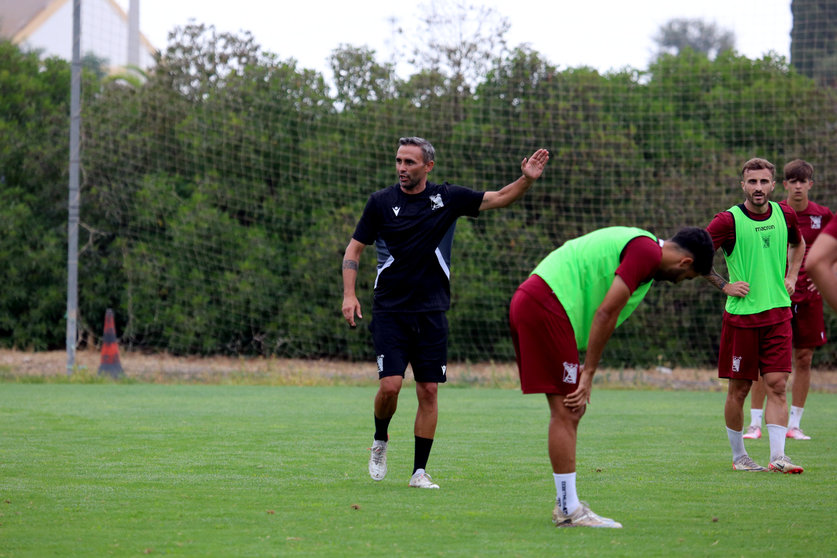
[563,362,578,384]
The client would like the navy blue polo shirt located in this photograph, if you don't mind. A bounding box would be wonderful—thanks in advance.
[352,181,484,312]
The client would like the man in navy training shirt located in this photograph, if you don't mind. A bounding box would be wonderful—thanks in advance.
[342,136,549,489]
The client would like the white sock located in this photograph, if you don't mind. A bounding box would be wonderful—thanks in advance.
[749,409,763,428]
[554,472,579,516]
[767,424,788,461]
[788,406,804,430]
[727,427,747,462]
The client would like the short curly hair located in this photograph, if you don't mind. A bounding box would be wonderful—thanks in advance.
[671,227,715,275]
[741,157,775,178]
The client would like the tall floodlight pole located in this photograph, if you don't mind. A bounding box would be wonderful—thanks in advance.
[66,0,82,375]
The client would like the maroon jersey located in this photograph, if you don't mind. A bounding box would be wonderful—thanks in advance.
[615,236,662,292]
[823,215,837,239]
[706,203,801,327]
[780,200,834,303]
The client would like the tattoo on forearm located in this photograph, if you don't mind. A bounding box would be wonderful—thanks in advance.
[705,271,727,291]
[342,260,358,271]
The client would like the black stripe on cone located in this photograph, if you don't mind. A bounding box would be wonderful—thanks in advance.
[98,309,124,378]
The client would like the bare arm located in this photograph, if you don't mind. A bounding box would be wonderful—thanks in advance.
[807,233,837,312]
[563,276,631,410]
[342,239,366,327]
[479,148,549,211]
[784,238,806,296]
[702,269,750,297]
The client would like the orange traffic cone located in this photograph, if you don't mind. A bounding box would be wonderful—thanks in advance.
[98,308,124,378]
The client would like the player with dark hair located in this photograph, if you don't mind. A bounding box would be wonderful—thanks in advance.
[744,159,832,441]
[342,137,549,489]
[509,225,714,528]
[703,158,805,474]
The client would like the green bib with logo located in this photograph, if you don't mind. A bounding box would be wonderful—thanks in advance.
[724,202,790,315]
[532,227,656,350]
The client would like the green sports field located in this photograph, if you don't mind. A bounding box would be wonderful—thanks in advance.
[1,384,834,557]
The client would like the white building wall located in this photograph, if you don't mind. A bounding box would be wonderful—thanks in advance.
[19,0,156,70]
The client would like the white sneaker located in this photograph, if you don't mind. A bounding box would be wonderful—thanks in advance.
[732,455,767,472]
[768,455,804,474]
[786,427,811,440]
[368,440,387,481]
[408,469,439,489]
[553,501,622,528]
[743,425,761,439]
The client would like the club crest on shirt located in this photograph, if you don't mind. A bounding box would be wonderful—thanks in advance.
[732,355,742,372]
[563,362,578,384]
[430,194,444,211]
[810,215,822,229]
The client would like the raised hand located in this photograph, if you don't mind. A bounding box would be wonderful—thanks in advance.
[521,148,550,180]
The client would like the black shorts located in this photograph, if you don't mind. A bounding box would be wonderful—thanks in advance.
[369,311,449,383]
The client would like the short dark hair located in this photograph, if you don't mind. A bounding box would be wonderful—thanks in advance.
[398,137,435,163]
[741,157,775,179]
[671,227,714,275]
[784,159,814,182]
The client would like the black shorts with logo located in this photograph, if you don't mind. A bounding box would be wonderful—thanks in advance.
[369,311,448,383]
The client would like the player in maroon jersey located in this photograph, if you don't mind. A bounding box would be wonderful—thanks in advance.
[743,160,832,442]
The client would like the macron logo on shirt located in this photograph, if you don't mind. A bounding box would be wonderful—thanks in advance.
[392,206,400,216]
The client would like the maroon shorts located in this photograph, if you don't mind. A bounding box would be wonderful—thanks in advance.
[718,318,793,381]
[509,275,579,395]
[791,300,827,349]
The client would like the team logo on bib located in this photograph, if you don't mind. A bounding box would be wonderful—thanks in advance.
[430,194,444,211]
[563,362,578,384]
[732,355,742,372]
[811,215,822,229]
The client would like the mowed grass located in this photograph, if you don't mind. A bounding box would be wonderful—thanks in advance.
[0,384,835,557]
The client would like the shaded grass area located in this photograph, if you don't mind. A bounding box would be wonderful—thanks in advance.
[0,386,835,557]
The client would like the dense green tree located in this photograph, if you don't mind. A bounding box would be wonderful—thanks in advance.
[81,25,335,353]
[791,0,837,86]
[0,42,75,349]
[3,20,837,367]
[329,44,399,108]
[407,0,511,121]
[653,18,735,61]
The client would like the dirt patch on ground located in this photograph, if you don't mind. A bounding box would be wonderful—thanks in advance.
[1,348,835,392]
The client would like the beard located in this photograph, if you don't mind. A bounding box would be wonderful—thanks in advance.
[747,192,768,206]
[400,175,422,191]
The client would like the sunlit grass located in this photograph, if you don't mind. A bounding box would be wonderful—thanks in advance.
[0,386,834,557]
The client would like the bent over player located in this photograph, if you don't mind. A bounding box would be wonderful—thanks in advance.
[509,226,714,527]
